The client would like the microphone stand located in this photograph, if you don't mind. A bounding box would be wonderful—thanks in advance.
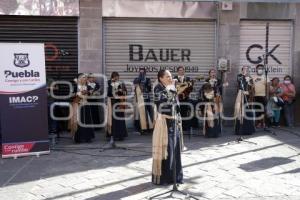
[235,75,255,142]
[149,92,199,200]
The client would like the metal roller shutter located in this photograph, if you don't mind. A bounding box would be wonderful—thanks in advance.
[103,18,216,93]
[240,21,292,80]
[0,15,78,95]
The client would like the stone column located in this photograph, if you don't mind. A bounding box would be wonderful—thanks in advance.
[218,2,241,125]
[79,0,102,74]
[293,3,300,125]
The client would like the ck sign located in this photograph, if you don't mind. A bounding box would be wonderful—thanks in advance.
[246,23,282,65]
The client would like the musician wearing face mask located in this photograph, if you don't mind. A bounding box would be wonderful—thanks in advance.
[252,64,270,128]
[234,66,255,135]
[280,75,296,127]
[174,66,193,132]
[133,68,153,135]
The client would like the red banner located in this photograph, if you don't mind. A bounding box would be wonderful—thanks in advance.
[2,143,35,155]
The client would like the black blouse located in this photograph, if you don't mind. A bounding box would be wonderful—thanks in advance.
[107,80,127,99]
[205,78,223,96]
[237,74,253,91]
[154,83,180,116]
[133,77,152,93]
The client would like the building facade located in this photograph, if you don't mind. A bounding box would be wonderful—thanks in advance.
[0,0,299,125]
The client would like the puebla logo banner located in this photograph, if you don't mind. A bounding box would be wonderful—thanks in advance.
[0,43,49,158]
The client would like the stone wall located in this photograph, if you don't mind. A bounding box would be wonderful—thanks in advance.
[77,1,300,125]
[79,0,102,74]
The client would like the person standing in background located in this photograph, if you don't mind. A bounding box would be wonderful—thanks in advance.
[87,73,101,130]
[133,68,153,135]
[269,77,283,127]
[252,64,270,128]
[280,75,296,127]
[47,78,59,135]
[199,83,222,138]
[72,74,95,143]
[106,72,128,143]
[174,66,193,132]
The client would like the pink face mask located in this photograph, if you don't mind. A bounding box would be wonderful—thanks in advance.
[284,80,291,84]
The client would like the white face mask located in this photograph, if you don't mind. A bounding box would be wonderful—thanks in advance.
[284,80,291,84]
[257,69,263,75]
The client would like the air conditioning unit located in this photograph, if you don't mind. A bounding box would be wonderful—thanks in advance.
[222,1,233,11]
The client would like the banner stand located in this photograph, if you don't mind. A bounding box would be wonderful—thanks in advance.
[0,43,50,158]
[2,151,50,159]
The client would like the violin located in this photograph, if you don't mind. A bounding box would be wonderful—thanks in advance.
[112,81,127,110]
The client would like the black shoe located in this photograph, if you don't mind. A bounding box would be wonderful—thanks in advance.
[147,129,153,133]
[140,130,146,135]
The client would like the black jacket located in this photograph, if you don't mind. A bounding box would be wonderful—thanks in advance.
[174,75,191,83]
[154,83,180,116]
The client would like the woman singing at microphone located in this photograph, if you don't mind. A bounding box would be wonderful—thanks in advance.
[152,69,183,185]
[234,66,255,135]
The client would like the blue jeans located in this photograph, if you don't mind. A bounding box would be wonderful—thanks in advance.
[283,103,294,127]
[272,109,281,123]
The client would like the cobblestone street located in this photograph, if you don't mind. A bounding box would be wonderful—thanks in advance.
[1,127,300,200]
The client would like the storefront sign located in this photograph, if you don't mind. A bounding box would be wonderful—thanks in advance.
[104,19,216,83]
[126,44,198,73]
[0,43,49,158]
[240,21,292,79]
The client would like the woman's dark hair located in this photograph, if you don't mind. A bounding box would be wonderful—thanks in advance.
[111,71,119,79]
[202,82,212,92]
[256,64,264,70]
[157,69,167,83]
[208,69,216,75]
[78,73,84,78]
[241,65,249,71]
[271,77,279,83]
[284,75,292,81]
[177,66,184,72]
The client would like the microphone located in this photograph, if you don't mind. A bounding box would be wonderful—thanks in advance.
[169,89,177,94]
[237,75,243,82]
[166,84,177,94]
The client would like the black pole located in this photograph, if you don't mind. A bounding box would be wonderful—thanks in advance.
[172,95,178,191]
[264,22,269,101]
[263,23,276,134]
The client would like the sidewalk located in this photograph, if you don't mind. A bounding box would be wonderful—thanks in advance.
[1,127,300,200]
